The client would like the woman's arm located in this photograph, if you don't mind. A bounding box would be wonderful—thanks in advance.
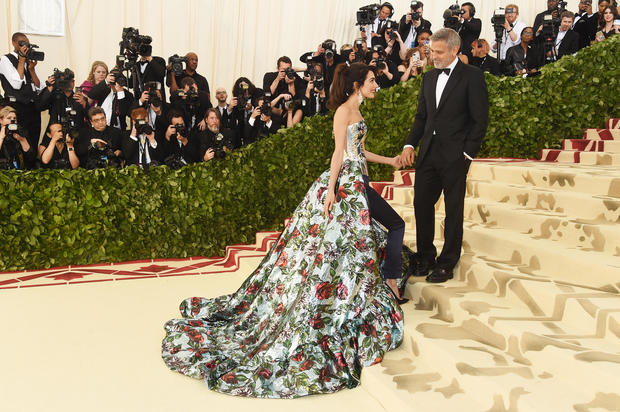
[365,146,399,168]
[323,108,348,217]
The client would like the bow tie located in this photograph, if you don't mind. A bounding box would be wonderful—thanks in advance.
[439,68,451,76]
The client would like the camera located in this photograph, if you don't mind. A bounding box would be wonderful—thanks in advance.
[50,68,75,92]
[322,41,336,59]
[314,75,324,91]
[5,121,25,142]
[116,27,152,75]
[212,132,233,159]
[60,107,78,139]
[491,8,507,43]
[260,94,272,117]
[443,4,463,30]
[376,58,387,71]
[284,67,296,80]
[356,4,381,26]
[17,40,45,61]
[172,123,187,139]
[135,119,153,135]
[385,20,399,40]
[109,69,128,87]
[86,141,120,169]
[168,54,188,78]
[143,81,162,108]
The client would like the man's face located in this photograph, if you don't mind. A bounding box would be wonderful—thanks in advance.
[461,5,471,20]
[599,1,610,13]
[171,117,185,128]
[48,123,63,139]
[431,40,458,69]
[206,112,220,131]
[278,62,291,73]
[215,88,227,103]
[90,113,107,132]
[379,6,391,20]
[415,7,424,17]
[186,53,198,71]
[560,16,573,31]
[548,0,559,11]
[579,1,590,11]
[506,9,518,24]
[12,35,28,52]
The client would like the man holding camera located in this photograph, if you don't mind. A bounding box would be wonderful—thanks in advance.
[306,41,345,98]
[135,82,169,135]
[263,56,306,119]
[244,95,281,145]
[123,107,161,167]
[79,107,123,168]
[364,2,395,49]
[457,3,482,60]
[170,77,211,130]
[573,0,598,49]
[492,5,526,61]
[196,108,237,162]
[302,63,328,118]
[534,0,563,34]
[37,68,88,132]
[131,52,167,102]
[399,1,432,49]
[87,70,134,131]
[160,109,199,166]
[167,52,210,102]
[368,46,399,89]
[0,32,44,149]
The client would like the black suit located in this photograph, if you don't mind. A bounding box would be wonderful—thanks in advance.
[557,30,580,59]
[458,18,482,59]
[470,55,500,76]
[131,56,167,101]
[122,130,162,166]
[87,81,134,131]
[405,60,489,270]
[573,12,598,50]
[398,16,432,48]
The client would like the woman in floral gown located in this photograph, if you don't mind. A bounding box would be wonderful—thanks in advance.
[161,63,407,398]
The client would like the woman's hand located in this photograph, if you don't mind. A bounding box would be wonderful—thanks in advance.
[390,155,402,169]
[323,190,335,218]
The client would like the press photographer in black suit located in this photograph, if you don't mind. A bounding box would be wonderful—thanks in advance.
[304,41,345,97]
[0,32,44,149]
[555,12,581,59]
[400,28,489,283]
[169,77,211,130]
[167,52,211,103]
[302,63,328,118]
[398,1,432,49]
[131,53,167,102]
[0,106,35,169]
[457,2,482,61]
[244,95,282,145]
[134,82,169,135]
[263,56,306,119]
[160,109,199,166]
[123,107,161,167]
[368,46,399,89]
[230,77,261,146]
[87,69,134,131]
[37,68,88,131]
[79,107,124,169]
[534,0,562,34]
[367,2,395,48]
[196,108,237,162]
[573,0,598,49]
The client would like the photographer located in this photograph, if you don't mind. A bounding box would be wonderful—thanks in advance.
[214,87,234,129]
[167,52,210,101]
[384,22,408,65]
[244,95,281,145]
[37,68,88,132]
[503,27,544,76]
[368,46,398,89]
[38,122,79,170]
[80,107,123,169]
[491,5,526,61]
[195,108,237,162]
[470,39,501,76]
[573,0,598,49]
[458,3,482,60]
[540,11,579,63]
[134,81,169,135]
[87,69,134,130]
[131,53,167,102]
[160,109,199,166]
[230,77,261,146]
[262,56,306,119]
[0,32,44,150]
[398,1,432,49]
[304,41,344,97]
[0,106,35,169]
[169,77,211,130]
[534,0,566,34]
[364,2,395,48]
[302,63,328,117]
[123,107,161,167]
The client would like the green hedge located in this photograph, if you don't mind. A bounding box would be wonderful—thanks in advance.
[1,36,618,271]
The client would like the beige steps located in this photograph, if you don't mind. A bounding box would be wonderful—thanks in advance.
[540,149,620,166]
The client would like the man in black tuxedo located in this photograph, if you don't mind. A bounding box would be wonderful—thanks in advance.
[400,28,489,283]
[398,1,432,49]
[131,53,167,102]
[122,107,162,167]
[457,2,481,61]
[573,0,598,50]
[555,12,581,59]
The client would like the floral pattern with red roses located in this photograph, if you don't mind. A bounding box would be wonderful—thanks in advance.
[161,120,404,398]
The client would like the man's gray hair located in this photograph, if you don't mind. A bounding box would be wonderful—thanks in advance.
[430,28,461,50]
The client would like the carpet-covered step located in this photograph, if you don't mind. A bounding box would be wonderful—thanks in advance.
[562,139,620,153]
[461,198,620,256]
[584,128,620,140]
[541,149,620,166]
[608,118,620,129]
[361,297,620,412]
[467,162,620,198]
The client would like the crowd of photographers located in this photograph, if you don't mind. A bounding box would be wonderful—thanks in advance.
[0,1,618,171]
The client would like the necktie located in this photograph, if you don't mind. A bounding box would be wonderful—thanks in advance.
[439,68,451,76]
[111,92,119,126]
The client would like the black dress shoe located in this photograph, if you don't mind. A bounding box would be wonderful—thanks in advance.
[413,259,435,277]
[425,267,453,283]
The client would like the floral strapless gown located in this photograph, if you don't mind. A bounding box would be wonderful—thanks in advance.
[161,120,405,398]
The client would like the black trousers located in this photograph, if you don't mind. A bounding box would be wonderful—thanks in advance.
[363,175,405,279]
[14,102,41,149]
[413,138,471,270]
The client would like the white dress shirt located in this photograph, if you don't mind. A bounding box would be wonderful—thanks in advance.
[405,57,472,160]
[493,20,526,60]
[0,51,44,91]
[100,86,125,127]
[129,133,158,165]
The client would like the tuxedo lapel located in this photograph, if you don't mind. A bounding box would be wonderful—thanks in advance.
[428,69,440,113]
[436,61,464,112]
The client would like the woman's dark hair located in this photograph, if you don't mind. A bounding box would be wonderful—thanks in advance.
[327,63,374,110]
[232,77,258,98]
[45,121,63,136]
[599,6,619,30]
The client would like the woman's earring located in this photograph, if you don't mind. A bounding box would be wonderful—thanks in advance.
[358,90,364,104]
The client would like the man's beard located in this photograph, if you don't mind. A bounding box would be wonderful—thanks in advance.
[207,125,219,134]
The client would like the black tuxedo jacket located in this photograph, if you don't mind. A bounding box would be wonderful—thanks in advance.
[458,18,482,57]
[557,30,580,58]
[405,60,489,167]
[398,15,432,47]
[131,56,167,101]
[121,130,162,166]
[87,81,134,130]
[573,12,597,50]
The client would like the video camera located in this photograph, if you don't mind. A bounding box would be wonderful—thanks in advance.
[50,68,75,92]
[443,4,463,31]
[174,89,199,106]
[117,27,152,69]
[168,54,188,78]
[17,40,44,61]
[356,4,381,26]
[491,8,507,42]
[135,119,154,135]
[108,69,128,88]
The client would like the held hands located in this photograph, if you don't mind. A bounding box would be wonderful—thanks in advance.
[400,147,415,167]
[323,190,335,218]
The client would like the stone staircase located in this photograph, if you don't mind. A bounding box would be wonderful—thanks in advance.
[361,146,620,410]
[540,118,620,166]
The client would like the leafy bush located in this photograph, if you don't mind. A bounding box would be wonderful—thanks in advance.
[1,37,618,271]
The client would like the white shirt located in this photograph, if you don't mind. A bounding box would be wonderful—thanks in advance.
[129,133,158,165]
[248,115,272,129]
[364,17,387,47]
[0,51,44,91]
[100,85,125,127]
[493,20,526,60]
[404,22,418,49]
[556,29,568,48]
[405,57,472,160]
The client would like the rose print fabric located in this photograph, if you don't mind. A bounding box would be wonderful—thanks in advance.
[161,120,404,398]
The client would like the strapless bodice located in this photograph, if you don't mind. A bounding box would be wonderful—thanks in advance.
[342,120,368,175]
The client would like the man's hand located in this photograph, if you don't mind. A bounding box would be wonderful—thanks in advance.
[197,118,207,131]
[229,97,238,110]
[46,75,55,92]
[401,146,415,167]
[28,59,37,69]
[251,106,261,119]
[18,44,29,61]
[204,148,215,161]
[105,73,116,84]
[165,125,175,141]
[277,70,286,81]
[146,131,156,143]
[73,91,87,108]
[139,90,149,104]
[65,134,75,147]
[90,138,108,147]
